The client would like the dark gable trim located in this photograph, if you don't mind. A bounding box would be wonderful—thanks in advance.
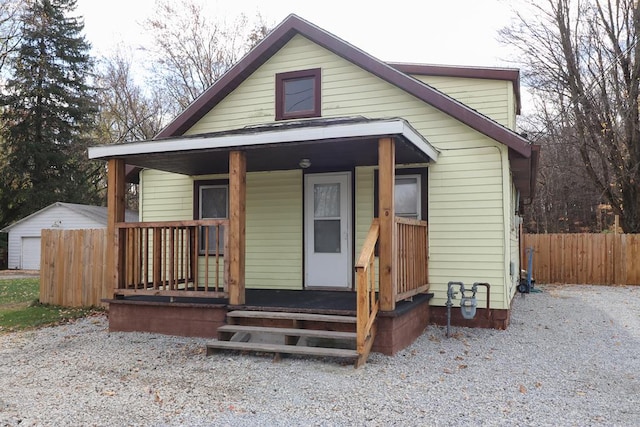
[387,63,522,115]
[155,14,535,195]
[155,14,530,158]
[156,16,302,138]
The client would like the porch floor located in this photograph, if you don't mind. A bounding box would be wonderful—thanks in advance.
[119,289,357,314]
[117,289,432,317]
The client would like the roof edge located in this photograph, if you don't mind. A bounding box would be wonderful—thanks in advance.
[1,202,63,231]
[91,117,440,162]
[153,13,531,157]
[388,62,521,115]
[155,14,302,139]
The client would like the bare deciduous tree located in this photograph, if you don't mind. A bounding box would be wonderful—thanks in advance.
[503,0,640,232]
[93,50,170,210]
[95,50,167,143]
[0,0,22,77]
[144,0,269,115]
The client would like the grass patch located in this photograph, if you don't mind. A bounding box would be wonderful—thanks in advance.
[0,277,102,333]
[0,277,39,305]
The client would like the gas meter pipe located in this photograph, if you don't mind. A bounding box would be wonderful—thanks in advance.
[446,281,491,338]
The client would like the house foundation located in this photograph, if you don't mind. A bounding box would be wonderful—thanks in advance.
[373,293,432,355]
[105,291,434,355]
[107,299,227,338]
[429,307,511,330]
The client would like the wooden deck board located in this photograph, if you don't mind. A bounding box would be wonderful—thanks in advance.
[227,310,356,324]
[206,340,359,358]
[217,324,357,340]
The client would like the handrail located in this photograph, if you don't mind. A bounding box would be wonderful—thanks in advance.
[114,219,229,298]
[354,219,380,367]
[394,217,427,226]
[116,219,228,228]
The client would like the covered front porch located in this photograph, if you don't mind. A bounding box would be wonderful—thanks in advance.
[91,117,439,363]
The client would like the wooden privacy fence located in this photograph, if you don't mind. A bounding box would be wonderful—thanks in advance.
[523,233,640,285]
[40,229,108,307]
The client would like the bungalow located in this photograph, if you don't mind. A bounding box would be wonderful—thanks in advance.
[88,14,538,366]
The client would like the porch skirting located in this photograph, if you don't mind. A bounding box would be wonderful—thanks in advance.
[104,291,435,355]
[373,293,432,355]
[107,299,227,338]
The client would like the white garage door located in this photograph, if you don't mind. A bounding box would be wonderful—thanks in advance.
[21,236,41,270]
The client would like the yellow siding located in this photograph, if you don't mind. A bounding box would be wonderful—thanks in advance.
[245,170,302,289]
[143,34,514,306]
[354,167,379,289]
[507,81,516,130]
[355,167,375,254]
[140,170,193,220]
[186,35,501,156]
[412,75,514,130]
[428,146,507,309]
[141,170,302,290]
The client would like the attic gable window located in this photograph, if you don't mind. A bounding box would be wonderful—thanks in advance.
[275,68,321,120]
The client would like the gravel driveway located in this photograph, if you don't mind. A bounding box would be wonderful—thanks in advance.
[0,284,638,426]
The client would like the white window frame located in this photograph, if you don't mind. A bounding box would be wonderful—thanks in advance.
[395,174,422,220]
[198,184,228,255]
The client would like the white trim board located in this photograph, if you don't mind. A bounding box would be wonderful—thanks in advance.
[88,119,439,163]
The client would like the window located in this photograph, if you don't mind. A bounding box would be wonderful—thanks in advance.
[395,175,421,219]
[275,68,321,120]
[374,169,427,220]
[194,180,228,254]
[313,183,341,253]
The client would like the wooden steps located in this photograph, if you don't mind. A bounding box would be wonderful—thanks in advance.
[206,310,366,366]
[217,324,357,340]
[207,340,359,359]
[226,310,357,323]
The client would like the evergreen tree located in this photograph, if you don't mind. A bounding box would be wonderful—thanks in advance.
[0,0,99,228]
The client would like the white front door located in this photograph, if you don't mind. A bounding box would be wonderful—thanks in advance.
[304,172,352,288]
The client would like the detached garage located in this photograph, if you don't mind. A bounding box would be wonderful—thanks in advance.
[1,202,138,270]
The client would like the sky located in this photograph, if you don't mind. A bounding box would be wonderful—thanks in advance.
[75,0,522,68]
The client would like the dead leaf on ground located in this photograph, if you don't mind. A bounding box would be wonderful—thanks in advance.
[519,384,527,394]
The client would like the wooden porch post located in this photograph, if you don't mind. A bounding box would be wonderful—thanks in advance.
[378,137,396,311]
[106,158,126,300]
[228,151,246,305]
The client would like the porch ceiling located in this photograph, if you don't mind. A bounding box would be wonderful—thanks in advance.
[88,117,438,176]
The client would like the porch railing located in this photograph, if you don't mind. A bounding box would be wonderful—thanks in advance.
[395,217,429,301]
[354,219,380,364]
[115,220,229,298]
